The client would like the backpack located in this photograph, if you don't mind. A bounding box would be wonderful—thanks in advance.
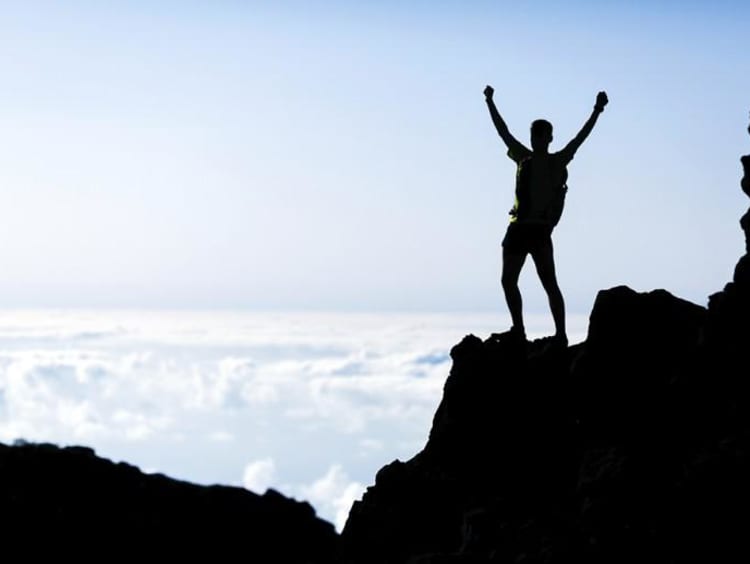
[509,156,568,227]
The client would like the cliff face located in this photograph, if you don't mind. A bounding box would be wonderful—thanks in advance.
[0,441,338,560]
[340,146,750,563]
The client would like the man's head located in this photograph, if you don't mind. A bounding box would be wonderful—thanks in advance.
[530,119,553,152]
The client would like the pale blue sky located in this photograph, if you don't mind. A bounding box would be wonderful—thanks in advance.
[0,1,747,314]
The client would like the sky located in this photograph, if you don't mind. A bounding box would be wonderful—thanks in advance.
[0,0,748,532]
[0,0,746,313]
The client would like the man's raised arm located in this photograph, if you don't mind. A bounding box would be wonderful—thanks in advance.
[562,91,608,156]
[484,85,526,156]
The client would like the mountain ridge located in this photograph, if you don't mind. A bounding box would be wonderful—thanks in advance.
[337,141,750,563]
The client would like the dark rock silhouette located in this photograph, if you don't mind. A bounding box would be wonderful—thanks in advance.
[340,127,750,563]
[0,441,337,560]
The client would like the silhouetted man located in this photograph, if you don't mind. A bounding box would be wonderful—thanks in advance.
[484,85,608,345]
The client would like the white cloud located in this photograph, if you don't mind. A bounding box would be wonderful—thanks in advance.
[111,409,171,441]
[208,430,234,442]
[0,310,589,528]
[243,457,276,493]
[298,464,366,532]
[359,438,385,453]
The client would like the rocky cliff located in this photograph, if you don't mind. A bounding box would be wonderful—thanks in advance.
[340,132,750,563]
[0,441,338,560]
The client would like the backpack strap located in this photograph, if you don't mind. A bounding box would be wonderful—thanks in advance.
[510,156,533,221]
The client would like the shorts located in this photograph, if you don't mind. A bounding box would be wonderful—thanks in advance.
[502,222,553,255]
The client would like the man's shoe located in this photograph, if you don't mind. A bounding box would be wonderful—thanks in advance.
[553,333,568,348]
[535,333,568,354]
[508,325,527,342]
[489,325,527,345]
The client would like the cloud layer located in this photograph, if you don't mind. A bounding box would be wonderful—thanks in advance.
[0,310,588,528]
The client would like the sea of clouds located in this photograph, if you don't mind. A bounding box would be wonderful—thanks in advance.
[0,310,588,530]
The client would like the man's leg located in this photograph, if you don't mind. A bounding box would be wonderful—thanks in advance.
[501,248,527,334]
[530,239,566,341]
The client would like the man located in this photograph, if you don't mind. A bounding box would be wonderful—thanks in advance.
[484,85,608,346]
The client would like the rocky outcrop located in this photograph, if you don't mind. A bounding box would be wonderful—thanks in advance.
[0,441,338,560]
[340,126,750,563]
